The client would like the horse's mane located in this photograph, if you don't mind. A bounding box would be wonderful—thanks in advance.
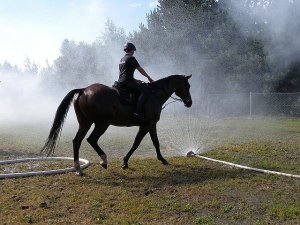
[149,75,180,90]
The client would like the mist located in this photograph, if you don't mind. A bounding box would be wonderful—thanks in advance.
[2,0,299,120]
[0,72,59,125]
[227,0,300,79]
[1,0,300,159]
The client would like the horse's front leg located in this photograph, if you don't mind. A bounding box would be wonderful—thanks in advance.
[122,125,150,169]
[149,124,169,165]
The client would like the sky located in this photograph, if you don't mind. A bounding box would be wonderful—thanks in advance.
[0,0,159,68]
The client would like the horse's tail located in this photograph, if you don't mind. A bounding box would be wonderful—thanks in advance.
[41,88,83,156]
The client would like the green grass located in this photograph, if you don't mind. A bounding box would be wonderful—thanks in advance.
[1,117,300,224]
[1,157,300,224]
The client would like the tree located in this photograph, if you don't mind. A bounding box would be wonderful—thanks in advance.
[0,61,21,75]
[131,0,270,93]
[24,56,39,75]
[49,20,127,89]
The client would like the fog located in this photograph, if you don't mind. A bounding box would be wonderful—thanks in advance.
[0,73,60,125]
[227,0,300,76]
[1,1,300,159]
[1,0,299,116]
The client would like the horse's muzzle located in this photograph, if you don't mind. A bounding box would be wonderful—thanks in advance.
[184,99,192,107]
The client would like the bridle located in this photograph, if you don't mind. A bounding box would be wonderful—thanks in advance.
[162,87,191,110]
[148,76,191,110]
[162,95,182,110]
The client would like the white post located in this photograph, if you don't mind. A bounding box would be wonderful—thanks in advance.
[249,92,252,118]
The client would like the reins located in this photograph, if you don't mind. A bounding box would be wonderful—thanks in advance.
[162,96,182,110]
[170,96,182,101]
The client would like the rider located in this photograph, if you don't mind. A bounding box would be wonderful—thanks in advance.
[118,42,154,121]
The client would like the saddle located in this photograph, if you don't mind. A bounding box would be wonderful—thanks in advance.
[112,81,139,105]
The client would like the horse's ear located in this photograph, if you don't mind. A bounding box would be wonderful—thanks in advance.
[185,74,192,80]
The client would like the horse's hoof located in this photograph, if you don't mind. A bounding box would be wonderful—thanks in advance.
[100,154,107,167]
[121,164,128,169]
[75,171,83,176]
[162,160,169,165]
[101,164,108,169]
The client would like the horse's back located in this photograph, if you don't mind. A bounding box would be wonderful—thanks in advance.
[75,83,136,125]
[75,84,114,119]
[85,83,115,95]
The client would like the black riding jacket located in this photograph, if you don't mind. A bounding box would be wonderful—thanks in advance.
[118,53,140,83]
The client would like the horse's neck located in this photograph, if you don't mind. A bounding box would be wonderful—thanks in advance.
[150,77,177,105]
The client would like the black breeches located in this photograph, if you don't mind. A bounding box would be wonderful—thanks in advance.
[120,80,149,114]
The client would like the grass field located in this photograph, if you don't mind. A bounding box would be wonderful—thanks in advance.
[1,116,300,224]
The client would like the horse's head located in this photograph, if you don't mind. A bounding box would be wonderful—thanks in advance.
[174,74,193,107]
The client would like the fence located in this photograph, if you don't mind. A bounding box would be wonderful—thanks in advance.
[249,92,300,117]
[173,92,300,117]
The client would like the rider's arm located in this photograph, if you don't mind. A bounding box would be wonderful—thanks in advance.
[137,66,154,82]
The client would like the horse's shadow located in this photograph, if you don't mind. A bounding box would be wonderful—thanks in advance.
[84,160,256,189]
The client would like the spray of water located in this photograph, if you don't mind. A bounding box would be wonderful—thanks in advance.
[159,103,228,156]
[0,72,60,125]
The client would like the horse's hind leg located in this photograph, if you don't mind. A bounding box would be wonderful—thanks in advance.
[87,123,109,169]
[73,123,92,176]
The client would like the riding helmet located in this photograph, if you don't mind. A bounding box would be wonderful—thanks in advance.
[124,42,136,52]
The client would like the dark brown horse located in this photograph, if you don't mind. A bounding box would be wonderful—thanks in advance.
[41,75,192,175]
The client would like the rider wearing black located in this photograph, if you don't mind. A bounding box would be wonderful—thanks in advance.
[118,42,154,120]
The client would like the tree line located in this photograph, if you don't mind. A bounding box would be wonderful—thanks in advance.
[1,0,299,95]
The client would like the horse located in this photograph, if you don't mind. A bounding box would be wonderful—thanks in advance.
[41,74,192,175]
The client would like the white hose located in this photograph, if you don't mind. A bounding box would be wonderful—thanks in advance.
[193,154,300,179]
[0,157,90,179]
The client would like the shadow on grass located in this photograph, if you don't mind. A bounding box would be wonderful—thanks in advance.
[83,159,256,188]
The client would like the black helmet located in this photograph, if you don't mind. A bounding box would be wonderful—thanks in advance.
[124,42,136,52]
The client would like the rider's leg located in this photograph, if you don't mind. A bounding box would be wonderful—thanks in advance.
[135,92,147,118]
[123,81,149,119]
[133,86,150,120]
